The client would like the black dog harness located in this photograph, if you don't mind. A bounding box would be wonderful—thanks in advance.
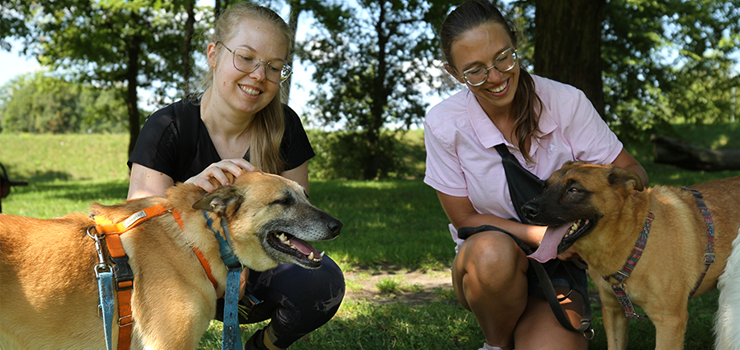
[604,188,715,319]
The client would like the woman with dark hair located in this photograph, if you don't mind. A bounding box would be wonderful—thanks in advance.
[424,1,647,349]
[127,4,344,349]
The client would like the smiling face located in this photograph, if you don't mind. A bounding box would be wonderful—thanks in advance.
[207,18,288,118]
[446,22,520,118]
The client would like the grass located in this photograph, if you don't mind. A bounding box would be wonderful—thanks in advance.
[1,124,739,349]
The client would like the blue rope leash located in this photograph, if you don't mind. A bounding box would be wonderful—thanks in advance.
[202,211,243,350]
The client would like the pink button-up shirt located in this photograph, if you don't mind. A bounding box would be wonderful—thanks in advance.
[424,75,623,251]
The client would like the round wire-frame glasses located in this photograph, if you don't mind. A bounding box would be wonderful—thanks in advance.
[460,47,518,86]
[217,41,292,84]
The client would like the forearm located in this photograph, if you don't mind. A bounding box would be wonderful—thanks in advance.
[452,212,545,248]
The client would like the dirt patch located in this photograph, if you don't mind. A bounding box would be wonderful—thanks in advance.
[341,264,604,309]
[343,264,456,305]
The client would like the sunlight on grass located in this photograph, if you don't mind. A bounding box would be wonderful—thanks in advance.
[376,277,402,294]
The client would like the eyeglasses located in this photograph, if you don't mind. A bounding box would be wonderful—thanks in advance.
[217,41,292,84]
[459,47,518,86]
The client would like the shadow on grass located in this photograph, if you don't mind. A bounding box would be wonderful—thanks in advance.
[11,179,129,202]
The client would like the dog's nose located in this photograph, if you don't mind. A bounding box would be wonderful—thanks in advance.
[327,219,342,237]
[521,203,539,220]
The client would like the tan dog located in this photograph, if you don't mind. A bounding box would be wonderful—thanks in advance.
[0,171,341,349]
[522,161,740,350]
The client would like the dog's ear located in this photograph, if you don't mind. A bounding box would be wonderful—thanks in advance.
[607,166,644,192]
[192,186,243,217]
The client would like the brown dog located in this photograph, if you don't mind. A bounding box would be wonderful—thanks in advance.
[0,171,341,349]
[522,161,740,350]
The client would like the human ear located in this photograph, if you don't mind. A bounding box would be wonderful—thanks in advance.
[207,42,219,69]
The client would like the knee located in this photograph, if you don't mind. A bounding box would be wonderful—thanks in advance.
[457,232,527,291]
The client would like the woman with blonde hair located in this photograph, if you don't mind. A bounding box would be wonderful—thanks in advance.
[127,4,344,349]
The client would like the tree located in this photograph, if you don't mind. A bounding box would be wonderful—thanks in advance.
[0,72,128,133]
[515,0,740,138]
[301,0,456,179]
[602,0,740,136]
[18,0,205,154]
[532,0,606,117]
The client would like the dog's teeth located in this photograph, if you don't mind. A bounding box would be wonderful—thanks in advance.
[320,251,325,257]
[308,252,315,260]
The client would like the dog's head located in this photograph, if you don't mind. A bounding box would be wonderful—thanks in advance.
[192,171,342,271]
[522,161,643,259]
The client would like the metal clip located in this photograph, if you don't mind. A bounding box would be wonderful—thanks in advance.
[583,328,595,340]
[704,252,716,264]
[87,226,111,277]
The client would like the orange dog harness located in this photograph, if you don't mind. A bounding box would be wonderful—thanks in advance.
[89,204,218,350]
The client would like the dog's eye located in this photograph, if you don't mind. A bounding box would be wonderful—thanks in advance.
[271,196,295,206]
[568,187,580,193]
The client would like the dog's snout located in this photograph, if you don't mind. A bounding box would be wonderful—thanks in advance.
[327,219,342,238]
[522,203,540,220]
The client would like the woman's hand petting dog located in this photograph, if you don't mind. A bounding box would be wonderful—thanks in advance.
[186,159,257,192]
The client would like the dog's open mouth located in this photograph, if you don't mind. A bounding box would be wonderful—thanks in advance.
[559,219,593,252]
[528,218,595,263]
[267,231,324,268]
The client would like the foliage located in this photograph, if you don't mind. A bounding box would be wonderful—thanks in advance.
[299,0,457,179]
[0,0,31,51]
[509,0,740,140]
[5,0,212,153]
[307,129,414,180]
[601,0,740,137]
[0,72,129,133]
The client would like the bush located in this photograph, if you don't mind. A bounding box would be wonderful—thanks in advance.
[307,129,417,180]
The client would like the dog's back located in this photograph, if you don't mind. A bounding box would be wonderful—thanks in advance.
[0,213,106,349]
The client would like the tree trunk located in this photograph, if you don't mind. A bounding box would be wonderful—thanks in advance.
[652,135,740,171]
[126,32,142,157]
[533,0,606,118]
[182,0,195,95]
[364,0,391,180]
[284,0,302,102]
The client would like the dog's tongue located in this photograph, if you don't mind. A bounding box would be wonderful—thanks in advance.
[289,237,321,257]
[528,223,573,263]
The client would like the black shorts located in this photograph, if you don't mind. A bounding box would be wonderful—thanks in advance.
[507,232,589,300]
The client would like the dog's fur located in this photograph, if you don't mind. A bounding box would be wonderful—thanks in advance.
[522,161,740,350]
[0,171,341,349]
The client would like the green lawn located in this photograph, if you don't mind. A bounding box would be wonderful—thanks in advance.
[1,126,738,349]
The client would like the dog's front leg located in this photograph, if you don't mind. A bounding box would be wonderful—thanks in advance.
[600,293,630,350]
[647,307,688,350]
[591,275,629,350]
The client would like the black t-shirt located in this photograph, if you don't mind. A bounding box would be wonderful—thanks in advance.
[128,98,315,182]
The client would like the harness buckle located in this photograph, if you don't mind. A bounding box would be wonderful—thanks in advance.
[110,255,134,291]
[119,315,134,327]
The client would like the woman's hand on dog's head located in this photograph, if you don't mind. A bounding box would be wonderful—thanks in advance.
[186,159,257,192]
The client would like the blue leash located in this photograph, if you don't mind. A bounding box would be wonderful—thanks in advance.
[88,227,115,350]
[203,211,244,350]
